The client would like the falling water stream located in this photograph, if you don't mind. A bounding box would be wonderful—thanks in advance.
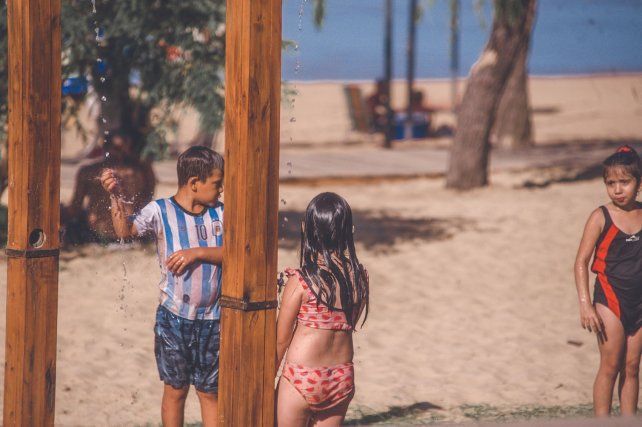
[89,1,134,343]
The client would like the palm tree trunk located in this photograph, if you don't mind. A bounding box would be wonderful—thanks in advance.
[406,0,418,132]
[383,0,394,148]
[492,30,533,149]
[450,0,460,112]
[446,0,537,190]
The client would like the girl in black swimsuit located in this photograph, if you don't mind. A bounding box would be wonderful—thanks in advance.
[574,146,642,417]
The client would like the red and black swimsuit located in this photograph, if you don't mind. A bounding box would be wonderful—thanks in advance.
[591,206,642,334]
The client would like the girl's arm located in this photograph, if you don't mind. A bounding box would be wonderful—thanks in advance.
[276,274,305,368]
[574,208,605,334]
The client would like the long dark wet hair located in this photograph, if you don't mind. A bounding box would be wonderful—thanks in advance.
[299,192,369,328]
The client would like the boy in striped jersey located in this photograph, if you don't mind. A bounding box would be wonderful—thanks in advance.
[100,146,224,426]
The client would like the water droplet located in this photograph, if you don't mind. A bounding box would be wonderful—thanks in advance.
[298,0,308,32]
[280,199,287,206]
[101,95,107,102]
[284,217,289,223]
[90,0,96,14]
[100,77,106,83]
[289,117,296,123]
[105,152,111,158]
[104,130,110,136]
[96,58,103,63]
[101,117,107,124]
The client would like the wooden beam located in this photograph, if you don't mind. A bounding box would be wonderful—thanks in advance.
[219,0,281,426]
[3,0,62,425]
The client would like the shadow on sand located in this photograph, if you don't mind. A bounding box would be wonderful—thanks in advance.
[278,210,471,254]
[344,401,443,425]
[516,138,642,189]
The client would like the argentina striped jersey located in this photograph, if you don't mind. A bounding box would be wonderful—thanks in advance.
[134,197,224,320]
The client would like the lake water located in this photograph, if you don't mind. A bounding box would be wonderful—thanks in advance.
[282,0,642,81]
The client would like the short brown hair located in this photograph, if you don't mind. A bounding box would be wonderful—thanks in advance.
[177,146,224,186]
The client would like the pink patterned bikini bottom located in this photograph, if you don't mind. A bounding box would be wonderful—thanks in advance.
[282,361,355,412]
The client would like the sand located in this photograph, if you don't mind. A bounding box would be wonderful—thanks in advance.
[0,171,617,424]
[59,74,642,159]
[0,73,641,424]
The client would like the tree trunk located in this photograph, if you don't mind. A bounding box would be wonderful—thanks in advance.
[406,0,418,131]
[492,27,533,149]
[446,0,537,190]
[450,0,460,112]
[383,0,393,148]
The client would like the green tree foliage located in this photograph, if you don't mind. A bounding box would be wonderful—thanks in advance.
[0,0,226,156]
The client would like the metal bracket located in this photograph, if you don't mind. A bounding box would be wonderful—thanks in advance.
[219,295,278,312]
[5,248,60,259]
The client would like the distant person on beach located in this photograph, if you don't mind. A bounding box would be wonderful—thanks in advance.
[62,131,155,244]
[574,145,642,417]
[276,192,370,426]
[101,146,224,426]
[366,79,391,133]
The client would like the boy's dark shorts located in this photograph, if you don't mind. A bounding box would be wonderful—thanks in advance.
[154,305,220,394]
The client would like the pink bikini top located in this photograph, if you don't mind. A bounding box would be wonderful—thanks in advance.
[285,268,352,331]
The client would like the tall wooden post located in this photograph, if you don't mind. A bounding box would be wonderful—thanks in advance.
[219,0,281,425]
[3,0,62,425]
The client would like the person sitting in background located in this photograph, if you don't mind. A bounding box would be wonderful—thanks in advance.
[61,131,156,244]
[366,79,391,133]
[393,90,435,139]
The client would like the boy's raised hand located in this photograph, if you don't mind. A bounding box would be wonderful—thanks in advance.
[100,168,121,195]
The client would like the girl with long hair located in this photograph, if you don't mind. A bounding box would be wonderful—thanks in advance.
[276,192,369,426]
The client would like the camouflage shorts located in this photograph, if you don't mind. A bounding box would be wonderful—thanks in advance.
[154,305,220,394]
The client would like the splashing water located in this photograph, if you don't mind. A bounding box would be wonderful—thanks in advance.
[90,0,96,14]
[297,0,308,32]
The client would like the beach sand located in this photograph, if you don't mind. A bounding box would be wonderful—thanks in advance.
[0,74,641,424]
[0,171,616,424]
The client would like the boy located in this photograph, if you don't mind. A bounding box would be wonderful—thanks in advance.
[100,146,224,427]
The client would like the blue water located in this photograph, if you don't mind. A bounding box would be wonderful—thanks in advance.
[282,0,642,81]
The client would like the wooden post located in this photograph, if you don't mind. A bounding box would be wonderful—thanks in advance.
[218,0,281,425]
[3,0,62,425]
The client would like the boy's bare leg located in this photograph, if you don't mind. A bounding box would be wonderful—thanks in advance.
[594,304,626,416]
[162,384,189,427]
[618,327,642,415]
[196,390,218,427]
